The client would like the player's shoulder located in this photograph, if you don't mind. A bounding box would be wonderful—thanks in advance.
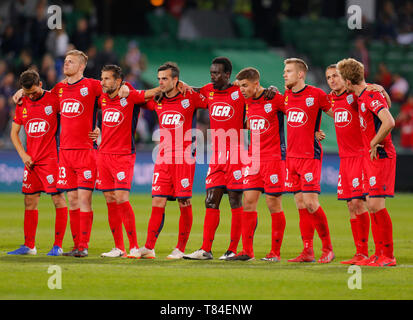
[306,85,327,96]
[363,89,388,111]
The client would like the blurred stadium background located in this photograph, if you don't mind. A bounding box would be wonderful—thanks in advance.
[0,0,412,193]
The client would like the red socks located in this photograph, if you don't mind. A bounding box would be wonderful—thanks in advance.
[241,210,257,256]
[228,207,243,253]
[298,208,314,250]
[107,202,125,251]
[177,205,193,252]
[53,207,68,248]
[271,211,286,256]
[118,201,138,250]
[356,212,370,256]
[370,212,383,256]
[145,206,165,250]
[69,209,80,248]
[201,208,220,252]
[374,208,394,258]
[309,206,333,251]
[24,209,38,249]
[79,211,93,250]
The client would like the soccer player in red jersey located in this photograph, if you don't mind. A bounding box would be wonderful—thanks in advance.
[283,58,335,263]
[337,58,396,267]
[8,70,68,256]
[325,65,370,264]
[13,50,130,257]
[226,67,286,261]
[96,65,160,258]
[138,62,208,259]
[184,57,247,260]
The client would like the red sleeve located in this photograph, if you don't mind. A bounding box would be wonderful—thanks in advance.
[13,104,23,125]
[50,83,59,96]
[192,92,208,109]
[274,93,286,114]
[129,89,146,105]
[318,89,331,112]
[366,91,388,116]
[92,78,102,97]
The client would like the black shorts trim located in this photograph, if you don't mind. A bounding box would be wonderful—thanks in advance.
[22,191,44,195]
[77,187,95,191]
[243,188,265,192]
[206,185,227,192]
[338,196,366,201]
[152,194,176,201]
[264,191,285,196]
[97,188,131,192]
[57,188,78,193]
[368,194,394,198]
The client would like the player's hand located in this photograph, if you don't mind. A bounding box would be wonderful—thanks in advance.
[154,93,163,103]
[12,89,24,105]
[233,80,240,87]
[22,154,34,170]
[177,81,193,97]
[118,84,130,98]
[315,130,326,141]
[366,83,384,93]
[263,86,279,100]
[369,143,384,160]
[89,127,100,141]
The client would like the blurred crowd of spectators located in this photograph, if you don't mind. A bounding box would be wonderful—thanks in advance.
[0,0,149,148]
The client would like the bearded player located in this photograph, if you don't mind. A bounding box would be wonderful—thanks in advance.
[337,58,396,267]
[137,62,208,259]
[97,65,160,258]
[283,58,335,264]
[8,69,68,256]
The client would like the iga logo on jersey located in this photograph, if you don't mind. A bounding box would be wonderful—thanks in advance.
[103,109,124,127]
[210,102,234,121]
[25,119,50,137]
[287,108,308,127]
[249,116,270,134]
[61,99,85,118]
[160,111,185,129]
[334,108,352,128]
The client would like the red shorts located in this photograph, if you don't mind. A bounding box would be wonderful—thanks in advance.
[96,153,136,192]
[364,156,396,198]
[57,149,97,191]
[22,159,60,195]
[337,156,367,200]
[152,162,195,200]
[243,160,286,195]
[205,161,244,192]
[285,157,322,193]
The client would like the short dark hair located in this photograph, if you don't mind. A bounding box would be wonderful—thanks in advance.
[19,69,40,89]
[212,56,232,75]
[101,64,124,80]
[236,67,260,81]
[158,61,180,79]
[326,64,337,71]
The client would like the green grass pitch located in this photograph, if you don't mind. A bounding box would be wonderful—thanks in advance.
[0,192,412,300]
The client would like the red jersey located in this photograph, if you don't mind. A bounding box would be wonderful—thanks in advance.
[329,91,365,158]
[284,85,331,159]
[51,77,102,150]
[144,91,207,162]
[200,84,246,156]
[357,89,396,158]
[246,91,286,161]
[98,89,146,154]
[13,91,60,163]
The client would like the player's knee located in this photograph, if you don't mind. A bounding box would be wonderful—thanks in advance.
[242,197,256,212]
[52,193,67,208]
[304,200,319,213]
[205,196,219,209]
[152,196,167,208]
[24,195,38,210]
[349,199,366,215]
[178,198,191,207]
